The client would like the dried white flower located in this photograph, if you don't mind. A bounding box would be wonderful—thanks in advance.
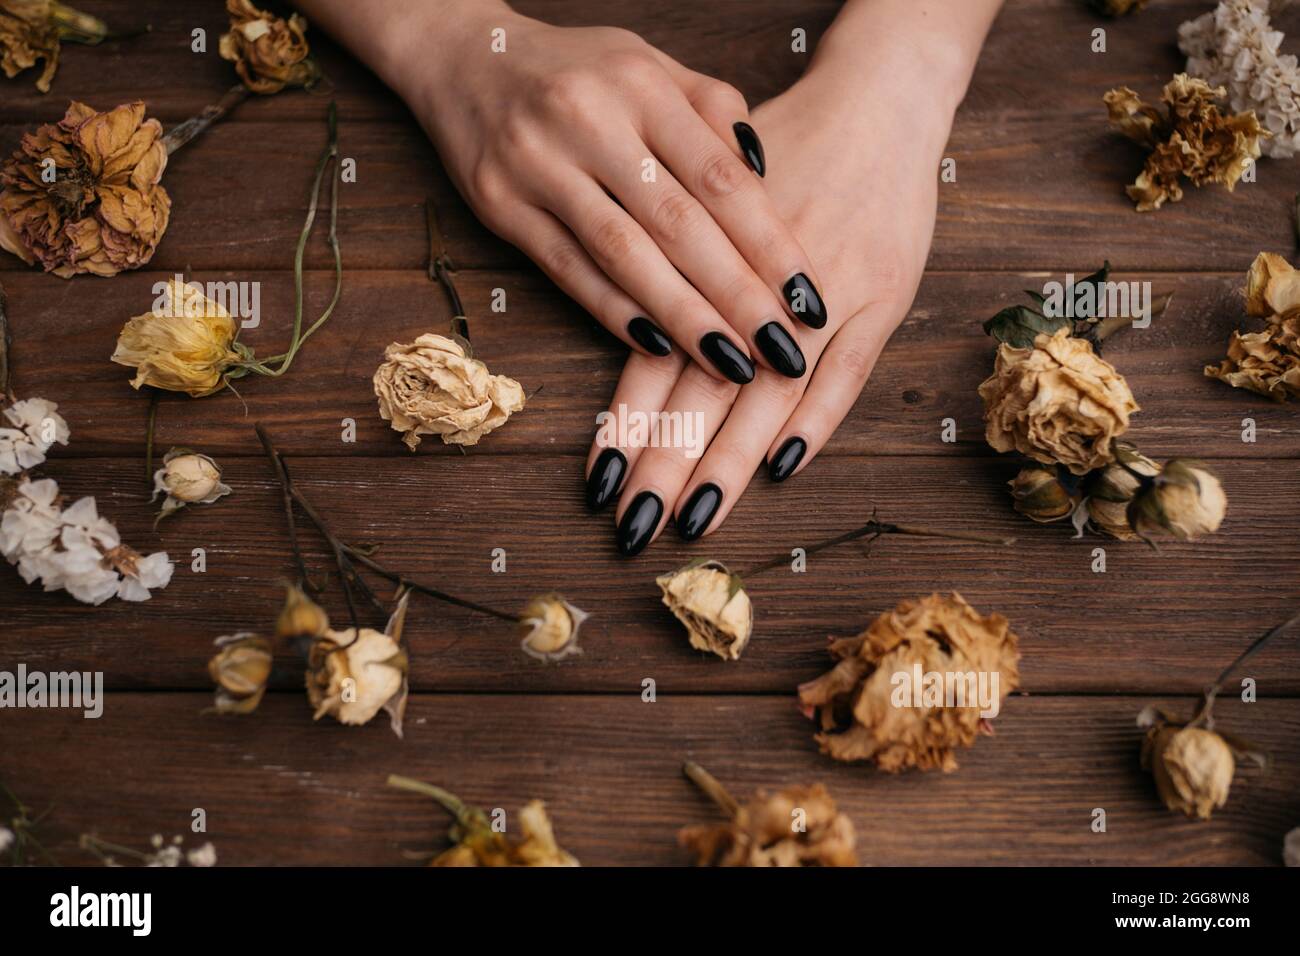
[1180,0,1300,158]
[0,397,68,475]
[152,448,232,518]
[185,841,217,867]
[0,826,13,855]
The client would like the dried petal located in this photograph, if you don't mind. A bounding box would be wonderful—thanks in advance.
[656,559,752,661]
[518,593,586,661]
[679,783,857,867]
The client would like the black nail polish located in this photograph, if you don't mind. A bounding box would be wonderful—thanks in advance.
[616,490,663,557]
[768,436,806,482]
[586,448,627,510]
[783,273,827,329]
[754,322,806,378]
[627,316,672,356]
[699,332,754,384]
[678,483,722,541]
[733,121,766,177]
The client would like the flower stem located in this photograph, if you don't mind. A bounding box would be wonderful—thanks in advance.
[1194,607,1300,725]
[143,388,159,491]
[0,281,11,402]
[162,84,250,155]
[387,775,470,821]
[682,761,739,818]
[426,199,469,342]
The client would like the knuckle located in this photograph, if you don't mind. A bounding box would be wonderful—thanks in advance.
[649,190,701,244]
[468,164,508,211]
[587,215,639,264]
[691,365,743,404]
[603,48,662,88]
[755,371,805,404]
[833,340,878,381]
[539,236,587,281]
[536,69,599,118]
[703,441,753,480]
[700,80,747,116]
[698,149,749,199]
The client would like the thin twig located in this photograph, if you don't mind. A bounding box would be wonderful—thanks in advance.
[254,424,316,593]
[427,199,469,341]
[1194,607,1300,724]
[682,762,739,818]
[143,388,159,490]
[162,83,250,155]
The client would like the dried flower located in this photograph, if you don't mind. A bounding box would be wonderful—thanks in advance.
[1008,466,1077,523]
[1139,712,1235,820]
[0,100,171,276]
[518,593,586,661]
[1207,253,1300,400]
[0,396,67,475]
[387,775,579,867]
[1082,443,1160,540]
[0,0,109,93]
[1244,250,1300,317]
[276,582,328,640]
[207,632,272,715]
[185,842,217,867]
[1180,0,1300,159]
[152,448,231,519]
[1104,74,1269,211]
[111,279,247,397]
[218,0,318,95]
[1130,460,1228,540]
[0,825,12,855]
[1284,826,1300,866]
[1090,0,1150,15]
[656,559,752,661]
[979,327,1139,475]
[798,593,1020,773]
[80,832,217,867]
[306,591,409,736]
[374,333,525,449]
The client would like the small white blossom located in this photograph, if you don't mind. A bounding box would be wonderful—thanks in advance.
[0,826,14,855]
[186,842,217,867]
[0,398,69,475]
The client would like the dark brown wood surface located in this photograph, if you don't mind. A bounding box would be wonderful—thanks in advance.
[2,0,1298,866]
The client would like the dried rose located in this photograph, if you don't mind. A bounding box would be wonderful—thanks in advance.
[152,448,231,519]
[518,593,586,662]
[798,593,1020,773]
[656,559,752,661]
[276,582,329,640]
[1140,718,1235,820]
[1244,252,1300,318]
[111,279,247,397]
[1082,443,1159,540]
[1008,466,1077,523]
[1130,460,1227,540]
[374,333,525,449]
[0,0,108,94]
[207,632,272,715]
[679,782,857,868]
[1105,74,1269,211]
[979,327,1139,475]
[1090,0,1149,15]
[0,100,171,276]
[1207,253,1300,400]
[306,591,410,736]
[218,0,318,95]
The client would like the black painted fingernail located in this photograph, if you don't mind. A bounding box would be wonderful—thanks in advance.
[754,321,806,378]
[699,332,754,384]
[783,273,827,329]
[616,490,663,557]
[768,436,806,482]
[678,482,722,542]
[586,447,627,510]
[627,316,672,356]
[733,121,765,177]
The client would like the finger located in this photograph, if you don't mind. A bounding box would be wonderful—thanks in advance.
[585,348,688,511]
[496,202,676,359]
[613,366,739,556]
[644,57,765,176]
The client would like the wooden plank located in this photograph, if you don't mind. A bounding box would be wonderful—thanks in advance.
[2,269,1296,459]
[3,693,1294,866]
[4,454,1296,694]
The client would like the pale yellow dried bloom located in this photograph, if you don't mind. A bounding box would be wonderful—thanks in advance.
[679,783,858,867]
[1008,466,1076,523]
[207,632,272,715]
[218,0,318,95]
[306,592,409,736]
[111,280,242,397]
[1131,462,1228,540]
[1142,724,1235,820]
[152,449,231,518]
[656,559,752,661]
[518,593,586,662]
[1082,445,1160,540]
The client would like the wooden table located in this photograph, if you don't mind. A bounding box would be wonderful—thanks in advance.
[2,0,1297,866]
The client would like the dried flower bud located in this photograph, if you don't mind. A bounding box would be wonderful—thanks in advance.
[306,591,410,736]
[0,0,109,93]
[1207,253,1300,401]
[218,0,318,95]
[1244,251,1300,318]
[151,448,232,518]
[679,783,857,867]
[373,333,525,449]
[518,593,586,661]
[798,593,1020,772]
[1083,443,1159,540]
[656,559,752,661]
[1130,460,1227,540]
[276,583,328,640]
[1008,466,1076,523]
[207,632,272,715]
[0,100,170,276]
[1141,718,1235,820]
[979,327,1138,475]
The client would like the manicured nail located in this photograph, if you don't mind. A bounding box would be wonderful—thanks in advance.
[586,447,627,510]
[616,490,663,556]
[678,482,722,541]
[733,121,765,177]
[699,331,754,384]
[783,273,827,329]
[768,436,806,482]
[754,322,806,378]
[627,316,672,356]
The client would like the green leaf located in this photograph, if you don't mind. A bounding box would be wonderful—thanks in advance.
[982,305,1070,348]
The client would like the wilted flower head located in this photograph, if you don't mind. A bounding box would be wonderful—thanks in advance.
[1244,251,1300,319]
[798,593,1020,773]
[656,559,752,661]
[1082,443,1159,540]
[276,582,329,641]
[0,100,170,276]
[1208,253,1300,400]
[1129,460,1227,540]
[207,632,272,715]
[111,279,245,397]
[1139,709,1235,820]
[979,327,1138,475]
[152,448,231,518]
[0,0,110,93]
[0,396,68,475]
[306,591,410,736]
[374,333,526,449]
[518,593,586,661]
[219,0,318,95]
[679,781,857,867]
[1008,465,1077,523]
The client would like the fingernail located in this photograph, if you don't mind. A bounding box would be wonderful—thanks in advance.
[627,316,672,356]
[733,121,766,177]
[783,273,827,329]
[678,482,722,541]
[586,447,627,510]
[616,490,663,556]
[768,436,806,482]
[754,321,806,378]
[700,331,754,384]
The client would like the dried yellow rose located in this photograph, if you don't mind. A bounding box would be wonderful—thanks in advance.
[374,333,525,449]
[152,448,231,518]
[656,559,752,661]
[1141,719,1235,820]
[679,781,857,868]
[306,591,410,737]
[276,583,329,641]
[218,0,318,95]
[518,593,586,662]
[1130,460,1227,541]
[979,327,1138,476]
[1208,253,1300,401]
[207,632,272,715]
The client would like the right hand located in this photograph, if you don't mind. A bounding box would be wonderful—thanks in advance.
[392,3,826,383]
